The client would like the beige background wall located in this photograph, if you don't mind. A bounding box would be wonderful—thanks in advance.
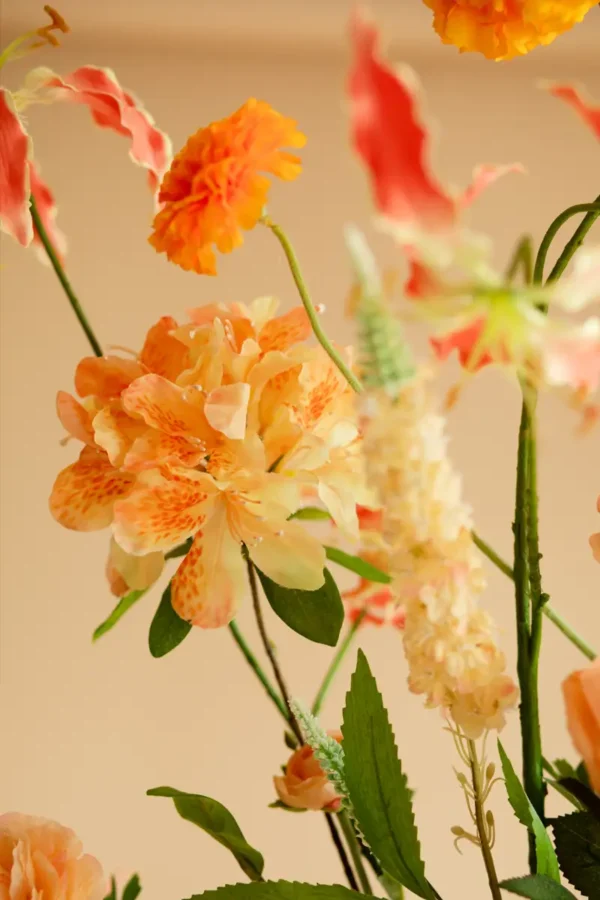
[1,2,599,898]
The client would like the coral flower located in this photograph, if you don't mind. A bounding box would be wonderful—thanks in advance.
[423,0,597,61]
[274,733,343,811]
[149,99,306,275]
[563,659,600,794]
[0,812,105,900]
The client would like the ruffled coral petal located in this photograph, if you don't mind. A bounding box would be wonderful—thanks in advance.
[56,391,96,445]
[113,468,219,554]
[460,163,525,209]
[204,383,250,439]
[49,447,134,531]
[545,83,600,139]
[139,315,190,380]
[430,318,497,370]
[0,88,33,247]
[122,373,209,440]
[258,307,311,354]
[349,12,456,235]
[123,430,207,472]
[74,356,144,400]
[171,506,245,627]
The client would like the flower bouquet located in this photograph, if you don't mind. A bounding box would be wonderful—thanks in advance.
[1,4,599,900]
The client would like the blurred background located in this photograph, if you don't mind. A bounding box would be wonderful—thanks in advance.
[1,1,599,898]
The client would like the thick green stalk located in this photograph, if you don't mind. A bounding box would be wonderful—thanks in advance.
[262,217,363,394]
[533,199,600,287]
[338,810,373,895]
[30,196,103,357]
[312,612,365,716]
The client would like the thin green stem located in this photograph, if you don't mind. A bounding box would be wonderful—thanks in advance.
[325,814,359,892]
[472,532,514,580]
[467,740,502,900]
[338,810,373,895]
[262,217,363,394]
[533,199,600,287]
[505,235,534,284]
[29,196,103,357]
[228,621,290,724]
[312,612,365,716]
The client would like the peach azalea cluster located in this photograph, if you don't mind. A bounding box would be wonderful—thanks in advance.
[50,300,364,627]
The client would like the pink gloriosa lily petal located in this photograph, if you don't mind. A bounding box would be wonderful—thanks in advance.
[545,83,600,140]
[0,88,33,246]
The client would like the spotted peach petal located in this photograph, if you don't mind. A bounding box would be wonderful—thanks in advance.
[318,475,360,539]
[123,430,207,472]
[140,316,190,380]
[460,163,525,209]
[113,468,220,554]
[246,516,326,591]
[204,383,250,440]
[258,307,311,353]
[49,446,134,531]
[93,403,146,467]
[171,504,246,627]
[546,83,600,140]
[29,160,67,262]
[75,356,144,400]
[0,88,33,246]
[56,391,96,445]
[122,374,208,439]
[349,12,456,235]
[106,536,164,597]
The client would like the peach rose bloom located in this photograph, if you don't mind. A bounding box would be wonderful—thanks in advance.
[0,813,105,900]
[590,495,600,563]
[274,733,342,811]
[562,659,600,794]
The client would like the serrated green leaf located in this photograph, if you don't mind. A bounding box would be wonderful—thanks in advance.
[185,882,359,900]
[93,590,147,641]
[554,760,578,780]
[552,811,600,898]
[324,546,391,585]
[546,780,586,812]
[290,507,331,521]
[147,786,264,881]
[498,741,560,882]
[557,779,600,820]
[342,650,434,899]
[148,584,191,658]
[500,875,576,898]
[121,875,141,900]
[257,568,343,647]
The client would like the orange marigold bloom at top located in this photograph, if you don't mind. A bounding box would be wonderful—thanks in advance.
[423,0,597,61]
[149,99,305,274]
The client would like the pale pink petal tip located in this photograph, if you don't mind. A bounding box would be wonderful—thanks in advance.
[461,163,526,209]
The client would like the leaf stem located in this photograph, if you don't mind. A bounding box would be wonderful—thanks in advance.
[262,217,363,394]
[533,199,600,287]
[228,621,290,724]
[29,195,103,357]
[338,810,373,894]
[312,612,365,716]
[467,740,502,900]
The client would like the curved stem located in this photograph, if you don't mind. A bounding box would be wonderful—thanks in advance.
[262,217,363,394]
[533,199,600,286]
[228,621,290,724]
[30,196,103,357]
[338,810,373,894]
[312,612,365,716]
[467,740,502,900]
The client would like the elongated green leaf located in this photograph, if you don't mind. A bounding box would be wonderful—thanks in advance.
[324,546,391,585]
[342,650,433,899]
[290,507,331,521]
[93,590,147,641]
[498,741,560,882]
[500,875,576,899]
[121,875,141,900]
[103,877,117,900]
[165,538,193,560]
[148,584,191,658]
[257,568,343,647]
[147,787,264,881]
[186,882,359,900]
[552,811,600,898]
[557,779,600,819]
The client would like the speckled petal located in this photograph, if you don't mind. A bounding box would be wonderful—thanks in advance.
[49,447,134,531]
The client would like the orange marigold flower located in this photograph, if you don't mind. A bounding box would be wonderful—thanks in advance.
[423,0,597,61]
[149,99,306,275]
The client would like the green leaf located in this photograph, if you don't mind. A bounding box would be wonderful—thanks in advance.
[165,538,193,560]
[268,800,307,813]
[324,546,391,585]
[290,507,331,521]
[552,811,600,898]
[148,584,192,658]
[103,877,117,900]
[498,741,560,882]
[147,786,264,881]
[547,780,586,812]
[93,590,147,641]
[122,875,142,900]
[342,650,433,899]
[554,760,579,780]
[557,779,600,819]
[257,568,343,647]
[500,875,576,898]
[185,882,360,900]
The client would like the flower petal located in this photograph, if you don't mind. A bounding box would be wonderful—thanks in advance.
[204,383,250,439]
[29,160,67,262]
[171,505,245,627]
[545,82,600,140]
[93,402,146,466]
[247,518,326,591]
[122,374,209,440]
[139,316,190,380]
[460,163,525,209]
[318,476,360,540]
[56,391,96,445]
[49,447,134,531]
[75,356,144,400]
[258,307,311,353]
[0,88,33,246]
[106,536,164,597]
[123,430,207,472]
[349,11,456,235]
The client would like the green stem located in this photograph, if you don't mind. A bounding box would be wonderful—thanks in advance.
[338,810,373,895]
[467,740,502,900]
[533,199,600,287]
[472,532,514,580]
[505,235,533,284]
[312,612,365,716]
[29,196,103,357]
[228,621,290,724]
[262,217,363,394]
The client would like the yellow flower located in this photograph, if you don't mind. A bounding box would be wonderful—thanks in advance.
[423,0,597,60]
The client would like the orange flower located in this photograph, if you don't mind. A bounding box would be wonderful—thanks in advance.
[563,659,600,794]
[274,733,343,811]
[149,99,305,274]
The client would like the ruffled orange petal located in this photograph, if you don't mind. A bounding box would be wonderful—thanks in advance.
[139,316,190,380]
[258,307,311,354]
[121,374,209,440]
[49,446,134,531]
[75,356,143,400]
[92,402,147,467]
[204,383,250,439]
[56,391,96,445]
[123,430,207,472]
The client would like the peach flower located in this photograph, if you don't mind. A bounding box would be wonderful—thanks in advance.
[274,733,343,811]
[562,659,600,794]
[0,813,105,900]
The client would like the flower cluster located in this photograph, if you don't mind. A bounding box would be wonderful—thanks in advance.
[50,300,363,628]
